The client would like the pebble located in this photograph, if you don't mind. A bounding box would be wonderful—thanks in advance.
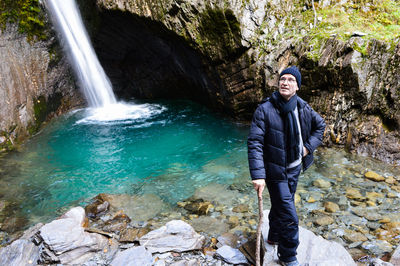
[365,171,385,182]
[295,193,301,204]
[313,179,332,188]
[351,207,382,221]
[385,176,397,184]
[343,231,368,243]
[361,240,393,255]
[391,185,400,193]
[346,188,364,201]
[366,192,384,201]
[307,197,317,203]
[232,204,249,213]
[324,202,339,213]
[228,216,239,227]
[314,216,334,226]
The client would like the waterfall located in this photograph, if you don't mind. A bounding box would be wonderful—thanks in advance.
[47,0,116,107]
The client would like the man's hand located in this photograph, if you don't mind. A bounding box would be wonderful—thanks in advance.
[303,146,309,157]
[252,179,265,198]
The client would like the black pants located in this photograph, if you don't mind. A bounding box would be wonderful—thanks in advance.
[266,164,301,263]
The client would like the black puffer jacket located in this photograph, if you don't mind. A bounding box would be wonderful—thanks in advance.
[247,96,326,181]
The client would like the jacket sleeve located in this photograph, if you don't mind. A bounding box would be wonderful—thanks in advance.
[303,107,326,154]
[247,105,267,180]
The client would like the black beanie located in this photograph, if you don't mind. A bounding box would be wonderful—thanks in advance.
[280,66,301,88]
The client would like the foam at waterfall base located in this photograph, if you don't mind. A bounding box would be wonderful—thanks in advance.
[76,102,167,125]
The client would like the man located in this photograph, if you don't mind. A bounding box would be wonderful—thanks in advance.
[247,66,325,266]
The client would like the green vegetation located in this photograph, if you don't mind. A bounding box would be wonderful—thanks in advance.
[198,7,242,58]
[255,0,400,60]
[308,1,399,40]
[0,0,46,40]
[33,95,48,125]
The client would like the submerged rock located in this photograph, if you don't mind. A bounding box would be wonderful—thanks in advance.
[324,201,340,213]
[232,204,250,213]
[365,171,385,182]
[183,200,214,216]
[351,207,382,221]
[313,179,332,188]
[119,228,149,243]
[140,220,205,253]
[343,231,368,243]
[189,216,230,236]
[314,216,334,226]
[106,193,168,222]
[217,233,240,248]
[361,240,393,256]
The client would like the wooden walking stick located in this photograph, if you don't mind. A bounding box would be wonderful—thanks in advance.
[255,191,263,266]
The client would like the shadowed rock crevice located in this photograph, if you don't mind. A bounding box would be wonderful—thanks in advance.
[92,9,223,109]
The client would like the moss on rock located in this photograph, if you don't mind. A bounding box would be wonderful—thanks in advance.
[198,7,242,60]
[0,0,47,41]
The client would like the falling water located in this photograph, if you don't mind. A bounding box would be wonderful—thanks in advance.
[47,0,116,107]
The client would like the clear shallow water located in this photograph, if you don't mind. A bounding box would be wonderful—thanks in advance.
[0,99,399,236]
[0,100,249,225]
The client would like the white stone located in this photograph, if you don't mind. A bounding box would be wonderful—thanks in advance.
[39,207,108,264]
[261,210,356,266]
[110,246,152,266]
[140,220,205,253]
[61,206,86,225]
[215,245,248,264]
[390,244,400,265]
[0,239,39,266]
[369,258,393,266]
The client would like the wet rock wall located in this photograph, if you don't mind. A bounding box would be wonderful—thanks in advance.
[90,0,400,164]
[0,19,83,151]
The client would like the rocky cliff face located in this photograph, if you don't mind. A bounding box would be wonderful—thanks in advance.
[0,23,83,151]
[89,0,400,165]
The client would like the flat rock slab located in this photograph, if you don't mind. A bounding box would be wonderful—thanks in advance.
[39,207,108,264]
[390,244,400,265]
[215,245,248,264]
[261,210,356,266]
[110,246,152,266]
[0,239,39,266]
[140,220,205,253]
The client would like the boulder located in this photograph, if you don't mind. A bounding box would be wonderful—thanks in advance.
[261,210,356,265]
[110,246,152,266]
[140,220,205,253]
[0,239,39,266]
[39,207,108,264]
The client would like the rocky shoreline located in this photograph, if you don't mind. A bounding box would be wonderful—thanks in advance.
[1,148,400,265]
[0,205,360,266]
[1,165,400,266]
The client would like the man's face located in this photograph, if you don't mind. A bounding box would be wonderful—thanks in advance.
[279,74,299,101]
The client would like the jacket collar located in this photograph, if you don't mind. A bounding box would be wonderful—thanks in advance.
[262,93,306,108]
